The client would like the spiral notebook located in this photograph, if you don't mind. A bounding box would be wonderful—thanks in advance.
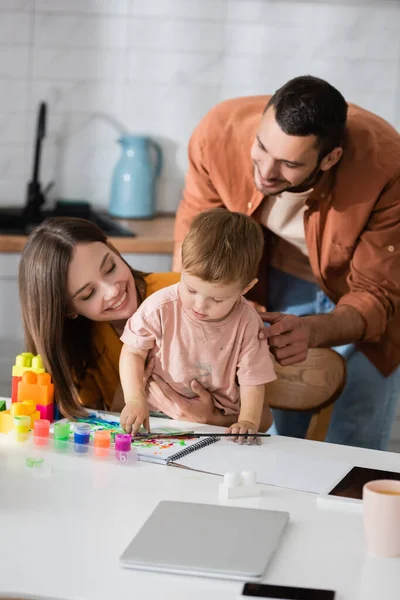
[132,435,219,465]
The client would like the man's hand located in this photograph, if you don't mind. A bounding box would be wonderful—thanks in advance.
[120,397,150,435]
[258,311,310,366]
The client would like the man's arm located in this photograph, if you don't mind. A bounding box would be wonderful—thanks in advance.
[261,176,400,365]
[261,305,365,366]
[304,305,366,348]
[172,241,183,272]
[173,112,224,271]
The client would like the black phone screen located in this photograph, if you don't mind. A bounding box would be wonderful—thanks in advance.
[242,583,335,599]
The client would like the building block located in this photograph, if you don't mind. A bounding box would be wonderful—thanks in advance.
[11,375,21,403]
[0,410,13,434]
[0,399,6,412]
[12,353,45,377]
[0,408,40,434]
[10,402,26,417]
[36,403,54,422]
[12,353,45,403]
[18,371,54,406]
[29,410,40,428]
[219,471,261,500]
[11,400,36,417]
[53,403,60,421]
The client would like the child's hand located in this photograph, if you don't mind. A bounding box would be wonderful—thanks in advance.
[120,399,150,435]
[228,420,258,445]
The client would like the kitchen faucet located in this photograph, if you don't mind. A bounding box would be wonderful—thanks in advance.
[23,102,54,222]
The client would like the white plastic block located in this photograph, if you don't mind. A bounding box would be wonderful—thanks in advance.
[219,470,261,500]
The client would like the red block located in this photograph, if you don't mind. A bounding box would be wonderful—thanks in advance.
[11,375,21,403]
[36,403,54,422]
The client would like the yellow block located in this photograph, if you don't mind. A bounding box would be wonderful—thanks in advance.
[21,400,36,415]
[0,410,13,434]
[10,400,36,417]
[29,410,40,428]
[10,403,25,416]
[12,353,45,377]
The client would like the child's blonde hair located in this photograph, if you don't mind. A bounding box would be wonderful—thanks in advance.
[181,209,264,286]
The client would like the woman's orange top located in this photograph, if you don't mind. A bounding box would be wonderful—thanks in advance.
[78,272,180,410]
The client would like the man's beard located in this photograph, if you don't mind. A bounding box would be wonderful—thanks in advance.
[255,159,323,196]
[287,160,322,193]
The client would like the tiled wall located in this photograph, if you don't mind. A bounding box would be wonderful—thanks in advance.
[0,0,399,213]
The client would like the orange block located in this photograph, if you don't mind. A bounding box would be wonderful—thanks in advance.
[0,410,13,434]
[18,371,54,406]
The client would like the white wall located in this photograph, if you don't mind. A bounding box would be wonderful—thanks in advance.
[0,0,398,213]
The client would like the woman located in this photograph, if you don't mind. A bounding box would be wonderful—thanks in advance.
[19,217,249,426]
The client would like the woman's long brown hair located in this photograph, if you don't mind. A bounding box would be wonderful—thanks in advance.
[18,217,147,419]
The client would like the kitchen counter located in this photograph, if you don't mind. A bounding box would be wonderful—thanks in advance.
[0,214,175,254]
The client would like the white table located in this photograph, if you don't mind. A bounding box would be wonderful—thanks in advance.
[1,417,400,600]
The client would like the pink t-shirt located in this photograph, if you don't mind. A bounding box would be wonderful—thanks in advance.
[120,283,276,415]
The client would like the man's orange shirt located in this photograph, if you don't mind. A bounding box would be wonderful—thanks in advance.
[174,96,400,376]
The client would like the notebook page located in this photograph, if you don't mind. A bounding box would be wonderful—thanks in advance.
[174,439,351,494]
[133,436,216,465]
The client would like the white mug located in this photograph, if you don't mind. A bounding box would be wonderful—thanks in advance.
[363,479,400,557]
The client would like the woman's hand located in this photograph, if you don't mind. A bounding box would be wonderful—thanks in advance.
[148,375,235,427]
[148,376,214,423]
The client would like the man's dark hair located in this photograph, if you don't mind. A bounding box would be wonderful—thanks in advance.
[266,75,348,158]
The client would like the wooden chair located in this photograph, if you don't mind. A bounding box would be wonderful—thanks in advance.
[266,347,346,442]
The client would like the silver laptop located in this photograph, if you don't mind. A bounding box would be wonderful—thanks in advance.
[120,500,289,581]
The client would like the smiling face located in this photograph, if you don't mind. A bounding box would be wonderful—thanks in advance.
[250,106,341,196]
[179,271,256,322]
[67,242,137,322]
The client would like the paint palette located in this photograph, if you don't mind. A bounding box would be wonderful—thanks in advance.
[3,424,138,467]
[1,417,199,468]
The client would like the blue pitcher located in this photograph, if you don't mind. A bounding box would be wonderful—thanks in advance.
[109,135,162,219]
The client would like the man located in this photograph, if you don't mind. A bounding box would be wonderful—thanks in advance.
[173,75,400,450]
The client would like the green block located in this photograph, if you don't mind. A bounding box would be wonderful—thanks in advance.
[0,399,6,412]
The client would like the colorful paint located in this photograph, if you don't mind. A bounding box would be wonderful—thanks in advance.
[131,435,195,455]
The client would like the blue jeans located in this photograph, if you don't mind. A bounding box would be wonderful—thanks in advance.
[266,267,400,450]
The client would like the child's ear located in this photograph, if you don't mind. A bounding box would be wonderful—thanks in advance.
[241,278,258,295]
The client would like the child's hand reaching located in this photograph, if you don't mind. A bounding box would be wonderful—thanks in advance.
[120,397,150,435]
[228,420,258,444]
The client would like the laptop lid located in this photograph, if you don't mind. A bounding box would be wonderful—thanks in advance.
[120,501,289,581]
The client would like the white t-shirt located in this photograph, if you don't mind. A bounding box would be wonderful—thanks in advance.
[260,189,313,256]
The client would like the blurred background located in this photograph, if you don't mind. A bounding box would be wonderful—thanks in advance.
[0,0,399,446]
[0,0,398,213]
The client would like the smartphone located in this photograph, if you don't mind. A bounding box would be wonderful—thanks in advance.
[242,583,335,599]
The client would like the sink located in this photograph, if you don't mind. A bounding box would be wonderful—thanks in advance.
[1,102,135,239]
[0,204,135,237]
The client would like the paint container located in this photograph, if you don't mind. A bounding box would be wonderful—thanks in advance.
[94,429,111,458]
[13,415,30,442]
[74,422,91,454]
[53,421,70,450]
[34,419,50,446]
[115,434,131,462]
